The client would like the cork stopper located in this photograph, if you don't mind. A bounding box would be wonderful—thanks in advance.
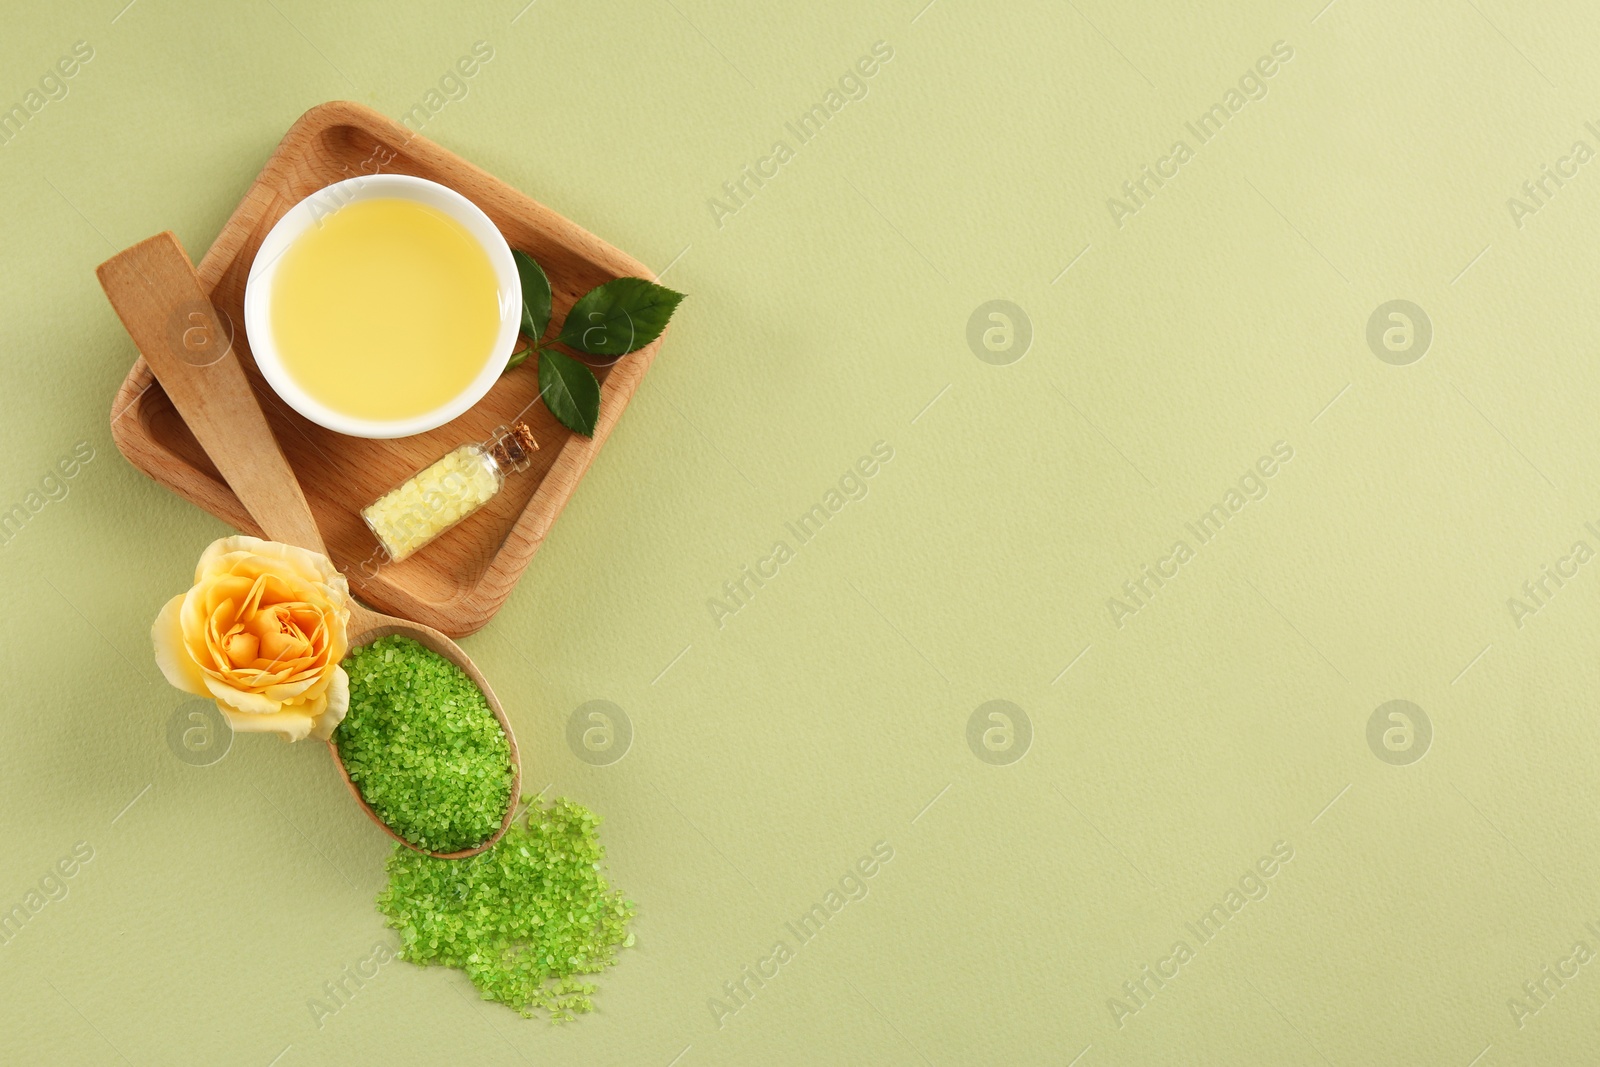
[486,422,539,474]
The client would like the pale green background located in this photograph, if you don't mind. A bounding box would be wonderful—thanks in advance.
[2,0,1597,1063]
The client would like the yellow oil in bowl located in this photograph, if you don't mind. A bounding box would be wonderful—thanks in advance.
[269,197,501,422]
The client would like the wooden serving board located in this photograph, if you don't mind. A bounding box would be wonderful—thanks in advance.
[109,101,666,637]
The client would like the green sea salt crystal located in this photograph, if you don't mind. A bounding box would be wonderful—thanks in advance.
[335,635,513,854]
[376,797,636,1021]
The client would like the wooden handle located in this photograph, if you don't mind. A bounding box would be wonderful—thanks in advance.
[97,232,327,555]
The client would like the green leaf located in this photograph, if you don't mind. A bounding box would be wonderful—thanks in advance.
[513,249,553,340]
[504,345,532,373]
[557,277,684,356]
[538,350,601,436]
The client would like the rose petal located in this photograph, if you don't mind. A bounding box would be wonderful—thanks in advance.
[259,673,322,703]
[152,594,209,695]
[199,535,343,591]
[309,666,349,741]
[218,703,317,743]
[223,631,260,667]
[204,674,281,715]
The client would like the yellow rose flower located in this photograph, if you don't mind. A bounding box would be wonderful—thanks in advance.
[153,535,351,742]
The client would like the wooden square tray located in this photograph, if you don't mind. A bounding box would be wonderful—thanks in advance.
[109,101,665,637]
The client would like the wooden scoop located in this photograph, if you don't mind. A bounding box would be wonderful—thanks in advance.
[97,231,521,860]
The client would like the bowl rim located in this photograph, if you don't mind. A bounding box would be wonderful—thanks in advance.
[243,173,520,440]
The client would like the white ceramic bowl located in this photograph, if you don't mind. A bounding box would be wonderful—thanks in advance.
[243,174,520,439]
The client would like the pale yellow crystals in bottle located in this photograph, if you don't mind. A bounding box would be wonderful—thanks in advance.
[361,424,539,563]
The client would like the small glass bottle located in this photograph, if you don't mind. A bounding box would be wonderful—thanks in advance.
[361,423,539,563]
